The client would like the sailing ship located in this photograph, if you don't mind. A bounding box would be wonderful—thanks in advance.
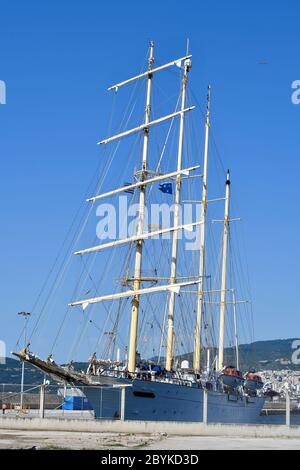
[14,42,265,423]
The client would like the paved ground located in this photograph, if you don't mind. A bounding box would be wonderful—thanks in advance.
[146,435,300,450]
[0,430,163,450]
[1,430,300,450]
[2,409,94,419]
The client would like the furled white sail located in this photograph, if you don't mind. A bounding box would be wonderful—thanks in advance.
[98,107,195,145]
[74,220,202,256]
[69,279,200,309]
[87,165,200,203]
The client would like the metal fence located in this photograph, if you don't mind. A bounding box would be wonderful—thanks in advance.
[0,383,122,420]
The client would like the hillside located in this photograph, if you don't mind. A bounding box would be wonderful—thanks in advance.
[1,338,299,384]
[180,338,300,371]
[0,358,88,386]
[0,357,46,385]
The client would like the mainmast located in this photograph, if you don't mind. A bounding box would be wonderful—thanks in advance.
[128,41,154,374]
[165,58,191,372]
[217,171,231,371]
[193,86,211,373]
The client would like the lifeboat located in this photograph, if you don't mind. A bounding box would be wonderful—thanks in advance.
[219,366,244,389]
[244,370,263,392]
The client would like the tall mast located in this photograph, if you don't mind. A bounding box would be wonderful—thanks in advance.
[217,170,231,371]
[165,58,191,372]
[193,85,211,372]
[128,41,154,374]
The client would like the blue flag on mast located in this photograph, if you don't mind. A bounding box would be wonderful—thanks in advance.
[158,183,173,194]
[123,182,134,194]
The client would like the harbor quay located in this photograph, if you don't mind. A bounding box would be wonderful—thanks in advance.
[1,416,300,437]
[1,416,300,450]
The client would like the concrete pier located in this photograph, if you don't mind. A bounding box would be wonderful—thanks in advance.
[1,416,300,438]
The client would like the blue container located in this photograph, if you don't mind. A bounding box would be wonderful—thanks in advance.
[62,396,93,410]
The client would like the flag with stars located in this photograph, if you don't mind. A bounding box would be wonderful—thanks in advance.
[158,183,173,194]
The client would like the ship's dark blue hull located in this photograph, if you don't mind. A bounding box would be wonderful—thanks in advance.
[84,379,264,424]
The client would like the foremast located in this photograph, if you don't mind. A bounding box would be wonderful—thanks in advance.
[193,86,211,373]
[217,171,231,371]
[128,41,154,374]
[165,59,191,372]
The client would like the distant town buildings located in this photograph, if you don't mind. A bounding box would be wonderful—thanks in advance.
[261,369,300,397]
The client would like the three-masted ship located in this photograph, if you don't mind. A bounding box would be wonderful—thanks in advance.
[14,42,264,423]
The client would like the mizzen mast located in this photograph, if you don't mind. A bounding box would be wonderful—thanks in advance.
[193,85,211,373]
[217,171,231,371]
[165,58,191,372]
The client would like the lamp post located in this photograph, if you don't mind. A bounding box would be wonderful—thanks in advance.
[18,311,31,408]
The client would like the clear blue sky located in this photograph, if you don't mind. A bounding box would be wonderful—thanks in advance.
[0,0,299,360]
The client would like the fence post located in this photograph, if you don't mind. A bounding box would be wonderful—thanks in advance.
[39,384,45,419]
[203,388,208,424]
[120,387,126,421]
[286,390,290,427]
[100,387,103,419]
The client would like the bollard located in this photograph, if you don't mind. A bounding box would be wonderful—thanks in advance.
[286,391,290,427]
[203,388,208,424]
[39,384,45,419]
